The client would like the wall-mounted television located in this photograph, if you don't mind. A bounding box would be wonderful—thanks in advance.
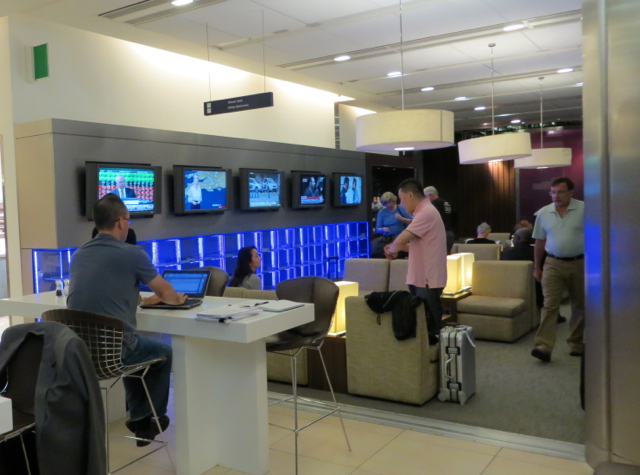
[333,173,364,207]
[291,171,327,209]
[85,162,162,220]
[239,168,284,211]
[173,166,231,215]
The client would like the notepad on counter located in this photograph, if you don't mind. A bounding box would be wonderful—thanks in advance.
[260,300,305,312]
[195,305,261,323]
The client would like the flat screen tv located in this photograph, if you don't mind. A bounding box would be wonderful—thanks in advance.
[291,171,326,209]
[173,166,231,215]
[85,162,162,220]
[333,173,364,207]
[239,168,284,211]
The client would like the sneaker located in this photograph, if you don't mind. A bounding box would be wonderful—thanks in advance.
[126,415,170,447]
[531,347,551,362]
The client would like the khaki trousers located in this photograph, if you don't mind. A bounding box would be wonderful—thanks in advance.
[534,257,585,353]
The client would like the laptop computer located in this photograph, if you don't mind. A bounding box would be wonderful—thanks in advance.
[140,269,212,310]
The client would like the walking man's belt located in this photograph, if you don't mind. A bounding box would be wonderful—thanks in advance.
[547,253,584,261]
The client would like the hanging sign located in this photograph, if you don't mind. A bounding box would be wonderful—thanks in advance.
[204,92,273,116]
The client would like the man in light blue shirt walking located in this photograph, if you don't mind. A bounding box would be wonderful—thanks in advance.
[531,177,585,362]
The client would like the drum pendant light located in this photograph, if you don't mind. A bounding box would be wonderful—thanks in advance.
[514,77,572,169]
[355,0,454,152]
[458,43,532,164]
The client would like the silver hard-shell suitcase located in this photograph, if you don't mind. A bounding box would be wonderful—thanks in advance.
[438,325,476,405]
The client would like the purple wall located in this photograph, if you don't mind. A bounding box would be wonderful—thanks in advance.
[519,128,584,221]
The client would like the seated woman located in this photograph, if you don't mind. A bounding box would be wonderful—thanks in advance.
[371,191,412,258]
[229,246,262,290]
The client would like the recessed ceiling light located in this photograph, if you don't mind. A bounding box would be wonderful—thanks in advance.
[387,71,402,77]
[455,96,467,101]
[171,0,193,5]
[421,86,435,92]
[334,55,350,62]
[557,68,574,74]
[489,159,503,163]
[548,131,555,134]
[511,119,522,124]
[503,23,525,31]
[575,82,584,87]
[537,167,549,169]
[395,147,415,151]
[474,106,486,111]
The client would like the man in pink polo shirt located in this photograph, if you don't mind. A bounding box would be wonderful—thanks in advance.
[385,179,448,343]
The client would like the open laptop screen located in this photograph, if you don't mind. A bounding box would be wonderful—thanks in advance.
[162,271,210,297]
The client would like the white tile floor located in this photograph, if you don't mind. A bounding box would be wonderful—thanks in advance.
[109,402,593,475]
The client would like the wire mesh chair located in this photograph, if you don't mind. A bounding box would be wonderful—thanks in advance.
[267,277,351,475]
[41,309,172,474]
[0,333,43,475]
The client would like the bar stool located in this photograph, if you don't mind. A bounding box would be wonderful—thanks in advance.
[267,277,351,475]
[41,309,172,474]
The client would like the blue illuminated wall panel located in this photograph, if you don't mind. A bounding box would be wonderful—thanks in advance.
[32,221,369,292]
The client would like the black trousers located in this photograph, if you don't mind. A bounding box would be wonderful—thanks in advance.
[408,284,444,337]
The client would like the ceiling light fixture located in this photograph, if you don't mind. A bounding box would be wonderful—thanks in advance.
[514,77,572,169]
[575,82,584,87]
[387,71,402,77]
[503,23,525,31]
[474,106,486,111]
[334,55,350,62]
[421,86,434,91]
[356,0,454,152]
[171,0,193,5]
[458,43,531,165]
[511,119,522,124]
[557,68,574,73]
[455,96,468,101]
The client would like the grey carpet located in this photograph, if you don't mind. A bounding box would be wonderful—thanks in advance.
[268,310,584,444]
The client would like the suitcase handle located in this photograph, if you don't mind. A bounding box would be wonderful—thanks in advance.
[444,356,454,380]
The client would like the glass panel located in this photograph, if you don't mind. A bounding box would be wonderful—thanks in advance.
[276,228,294,249]
[262,230,277,252]
[310,226,323,245]
[156,239,180,267]
[336,223,348,241]
[294,227,309,247]
[262,271,278,291]
[277,249,294,269]
[308,245,323,264]
[242,231,263,251]
[336,241,348,259]
[179,237,201,265]
[225,234,243,258]
[323,224,336,242]
[294,247,310,266]
[201,235,225,259]
[261,251,278,271]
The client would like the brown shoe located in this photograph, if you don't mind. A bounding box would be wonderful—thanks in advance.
[531,347,551,362]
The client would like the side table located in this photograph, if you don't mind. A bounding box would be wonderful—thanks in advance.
[306,335,348,394]
[441,291,472,323]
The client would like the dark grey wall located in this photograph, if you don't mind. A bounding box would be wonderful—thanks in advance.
[50,119,366,248]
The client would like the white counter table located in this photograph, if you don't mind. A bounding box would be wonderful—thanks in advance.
[0,292,314,475]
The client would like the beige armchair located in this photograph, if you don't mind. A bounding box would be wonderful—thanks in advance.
[345,296,439,405]
[344,258,390,296]
[451,243,502,260]
[487,232,511,246]
[388,259,409,291]
[456,260,536,342]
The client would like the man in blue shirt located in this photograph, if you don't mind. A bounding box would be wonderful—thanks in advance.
[530,177,585,362]
[69,194,187,445]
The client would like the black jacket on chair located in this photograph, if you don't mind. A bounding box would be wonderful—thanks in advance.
[365,291,423,341]
[0,322,106,475]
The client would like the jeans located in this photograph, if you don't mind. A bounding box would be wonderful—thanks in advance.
[121,334,172,421]
[408,285,444,337]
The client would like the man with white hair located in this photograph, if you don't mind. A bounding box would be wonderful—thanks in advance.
[423,186,455,253]
[466,222,496,244]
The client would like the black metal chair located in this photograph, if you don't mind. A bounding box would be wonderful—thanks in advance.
[267,276,351,474]
[41,309,171,474]
[0,333,43,475]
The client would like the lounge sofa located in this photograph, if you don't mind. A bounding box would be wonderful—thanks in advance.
[450,243,502,260]
[343,258,410,295]
[456,260,538,342]
[345,295,439,405]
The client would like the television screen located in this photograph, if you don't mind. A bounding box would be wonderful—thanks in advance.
[334,173,364,207]
[86,162,162,219]
[291,171,326,209]
[240,169,283,210]
[173,166,230,215]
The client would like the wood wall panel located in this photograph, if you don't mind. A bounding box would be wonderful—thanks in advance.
[420,146,516,240]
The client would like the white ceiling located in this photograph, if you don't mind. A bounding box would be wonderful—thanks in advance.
[2,0,584,132]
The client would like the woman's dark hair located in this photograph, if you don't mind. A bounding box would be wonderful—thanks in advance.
[230,246,257,287]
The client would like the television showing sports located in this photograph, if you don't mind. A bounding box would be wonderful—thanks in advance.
[173,166,230,215]
[291,171,326,209]
[333,173,364,207]
[85,162,162,220]
[239,168,284,211]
